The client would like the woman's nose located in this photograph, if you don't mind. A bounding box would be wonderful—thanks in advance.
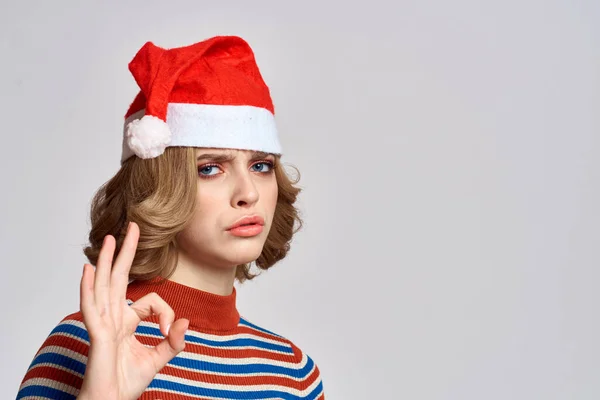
[231,171,259,207]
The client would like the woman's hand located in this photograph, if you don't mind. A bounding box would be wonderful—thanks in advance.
[77,221,189,400]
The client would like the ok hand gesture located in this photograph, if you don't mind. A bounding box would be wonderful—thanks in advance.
[78,222,189,400]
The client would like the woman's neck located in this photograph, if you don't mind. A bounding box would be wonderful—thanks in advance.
[169,250,237,295]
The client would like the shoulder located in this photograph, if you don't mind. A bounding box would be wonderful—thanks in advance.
[29,310,90,356]
[238,316,326,399]
[42,310,91,355]
[49,310,89,341]
[17,311,89,399]
[238,315,320,366]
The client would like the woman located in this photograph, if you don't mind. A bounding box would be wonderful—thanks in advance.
[17,35,325,399]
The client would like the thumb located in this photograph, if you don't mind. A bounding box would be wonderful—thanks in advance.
[150,318,189,371]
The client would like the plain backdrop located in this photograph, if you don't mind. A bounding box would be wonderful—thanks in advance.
[1,0,599,399]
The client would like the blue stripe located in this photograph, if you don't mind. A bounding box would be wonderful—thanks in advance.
[50,322,90,343]
[307,380,324,399]
[135,324,294,354]
[148,377,323,399]
[17,384,76,400]
[185,336,294,353]
[239,317,284,338]
[306,377,323,400]
[167,351,315,376]
[29,352,87,376]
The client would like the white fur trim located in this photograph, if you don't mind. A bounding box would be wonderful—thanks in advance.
[125,115,172,159]
[121,104,281,163]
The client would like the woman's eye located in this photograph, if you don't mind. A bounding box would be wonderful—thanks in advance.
[198,162,273,178]
[198,165,220,176]
[251,162,273,172]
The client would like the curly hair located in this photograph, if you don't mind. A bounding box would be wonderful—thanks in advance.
[82,147,302,283]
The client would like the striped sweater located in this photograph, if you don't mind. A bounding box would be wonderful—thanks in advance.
[17,277,325,399]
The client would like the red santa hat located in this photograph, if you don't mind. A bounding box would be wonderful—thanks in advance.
[121,35,281,164]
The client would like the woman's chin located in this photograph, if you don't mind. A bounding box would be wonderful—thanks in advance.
[223,244,264,265]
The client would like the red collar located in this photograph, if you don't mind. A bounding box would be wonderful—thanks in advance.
[126,276,240,332]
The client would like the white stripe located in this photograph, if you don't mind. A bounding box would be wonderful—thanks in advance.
[239,318,285,339]
[150,365,322,397]
[144,387,232,400]
[145,347,313,380]
[26,362,85,379]
[138,338,293,357]
[169,346,308,369]
[136,320,293,351]
[18,378,79,396]
[35,345,88,365]
[121,103,281,163]
[20,397,56,400]
[47,331,88,347]
[60,319,86,331]
[51,319,90,344]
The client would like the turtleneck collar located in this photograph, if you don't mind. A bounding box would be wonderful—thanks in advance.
[126,276,240,332]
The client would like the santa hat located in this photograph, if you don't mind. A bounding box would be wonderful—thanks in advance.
[121,35,281,164]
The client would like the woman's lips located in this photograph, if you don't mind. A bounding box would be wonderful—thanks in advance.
[227,224,264,237]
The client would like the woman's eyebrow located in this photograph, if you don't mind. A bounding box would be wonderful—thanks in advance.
[196,151,274,163]
[249,151,274,160]
[196,153,235,163]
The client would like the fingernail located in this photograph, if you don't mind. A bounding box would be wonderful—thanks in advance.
[127,221,132,233]
[166,323,171,336]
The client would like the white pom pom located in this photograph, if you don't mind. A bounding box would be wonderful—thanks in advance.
[125,115,172,159]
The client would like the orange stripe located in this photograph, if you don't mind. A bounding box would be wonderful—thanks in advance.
[153,362,320,390]
[135,334,298,362]
[39,335,89,357]
[139,389,226,400]
[21,365,83,390]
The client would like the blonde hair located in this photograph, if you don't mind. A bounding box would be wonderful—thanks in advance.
[83,147,302,283]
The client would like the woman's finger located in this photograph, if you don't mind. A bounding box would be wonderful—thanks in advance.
[149,318,189,372]
[110,221,139,306]
[126,292,176,337]
[94,234,116,316]
[80,263,102,335]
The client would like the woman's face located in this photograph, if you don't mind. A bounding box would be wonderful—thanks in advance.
[176,148,279,268]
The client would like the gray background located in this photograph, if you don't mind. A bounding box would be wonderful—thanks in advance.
[1,0,599,399]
